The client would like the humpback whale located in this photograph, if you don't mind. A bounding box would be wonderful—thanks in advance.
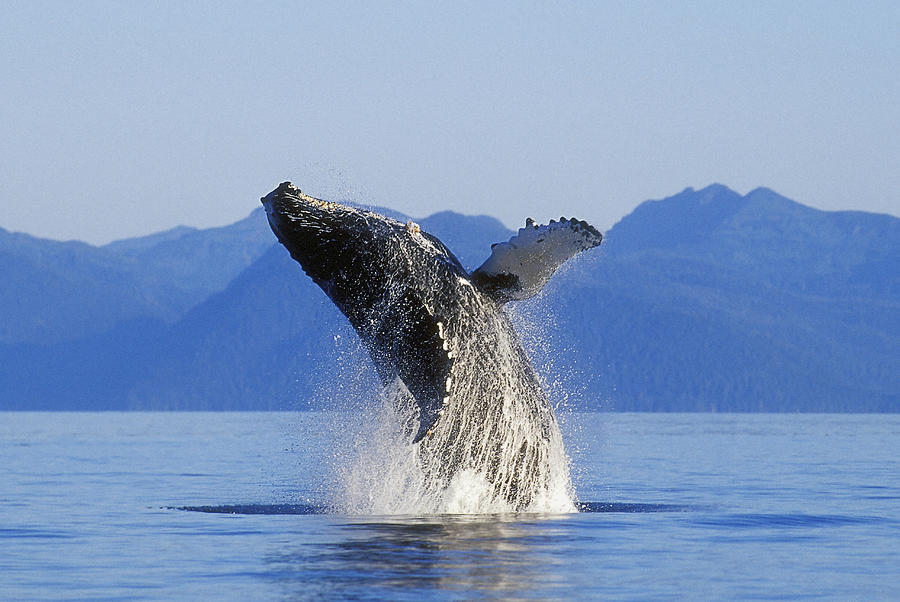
[262,182,602,511]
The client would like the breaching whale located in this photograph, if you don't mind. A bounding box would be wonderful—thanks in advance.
[262,182,602,511]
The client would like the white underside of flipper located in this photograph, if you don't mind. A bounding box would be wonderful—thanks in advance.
[471,217,603,302]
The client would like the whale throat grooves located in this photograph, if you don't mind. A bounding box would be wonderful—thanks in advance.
[261,182,602,513]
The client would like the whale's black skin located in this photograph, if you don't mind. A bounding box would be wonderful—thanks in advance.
[262,184,468,440]
[261,182,602,509]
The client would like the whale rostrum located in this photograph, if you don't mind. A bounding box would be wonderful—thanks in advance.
[261,182,602,510]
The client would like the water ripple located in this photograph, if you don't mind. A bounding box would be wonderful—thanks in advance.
[174,501,691,515]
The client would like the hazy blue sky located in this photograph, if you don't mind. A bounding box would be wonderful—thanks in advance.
[2,1,898,244]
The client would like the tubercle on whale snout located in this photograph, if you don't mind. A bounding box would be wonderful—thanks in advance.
[261,181,346,214]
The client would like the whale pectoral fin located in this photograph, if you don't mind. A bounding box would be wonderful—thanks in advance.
[399,320,453,444]
[470,217,603,302]
[375,293,454,443]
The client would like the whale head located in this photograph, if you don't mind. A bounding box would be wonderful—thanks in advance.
[261,182,369,288]
[261,181,466,323]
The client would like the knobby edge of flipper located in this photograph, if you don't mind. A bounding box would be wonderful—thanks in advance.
[471,217,603,303]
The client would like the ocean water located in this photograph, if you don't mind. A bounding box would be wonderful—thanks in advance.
[2,411,898,600]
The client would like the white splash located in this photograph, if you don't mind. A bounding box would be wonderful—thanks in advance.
[303,206,581,515]
[329,324,578,515]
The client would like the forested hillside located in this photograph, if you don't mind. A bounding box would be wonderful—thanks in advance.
[2,186,897,411]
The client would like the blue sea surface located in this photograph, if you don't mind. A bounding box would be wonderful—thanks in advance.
[2,412,898,600]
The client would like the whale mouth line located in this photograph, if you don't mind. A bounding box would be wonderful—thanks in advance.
[169,502,692,515]
[264,182,348,214]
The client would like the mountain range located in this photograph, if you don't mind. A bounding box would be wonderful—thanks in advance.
[1,185,897,411]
